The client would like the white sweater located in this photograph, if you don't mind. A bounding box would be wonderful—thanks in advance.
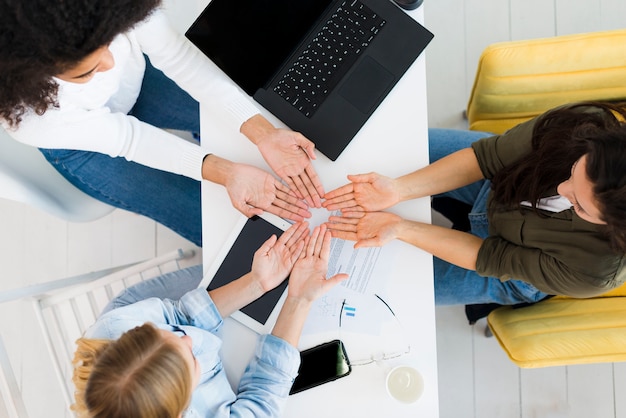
[3,9,260,181]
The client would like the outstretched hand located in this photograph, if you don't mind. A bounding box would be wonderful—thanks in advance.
[288,224,348,302]
[256,127,325,208]
[322,172,400,212]
[225,163,312,222]
[251,222,309,292]
[326,211,403,248]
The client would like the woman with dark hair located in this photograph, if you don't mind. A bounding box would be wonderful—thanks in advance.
[72,223,348,418]
[322,102,626,305]
[0,0,324,247]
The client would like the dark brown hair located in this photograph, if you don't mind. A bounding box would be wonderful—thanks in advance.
[490,101,626,252]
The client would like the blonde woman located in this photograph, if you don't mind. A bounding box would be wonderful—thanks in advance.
[72,223,347,417]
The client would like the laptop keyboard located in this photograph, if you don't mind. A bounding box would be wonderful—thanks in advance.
[272,0,386,118]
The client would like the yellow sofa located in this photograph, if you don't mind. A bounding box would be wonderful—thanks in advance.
[487,284,626,368]
[466,29,626,134]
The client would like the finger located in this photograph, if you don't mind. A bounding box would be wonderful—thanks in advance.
[325,221,357,232]
[266,204,308,222]
[323,199,360,211]
[319,229,332,261]
[283,176,304,200]
[274,190,311,220]
[304,164,325,199]
[290,175,315,207]
[347,172,377,183]
[289,239,305,263]
[283,222,309,248]
[327,216,359,225]
[307,226,321,257]
[298,140,317,160]
[238,202,263,218]
[300,235,311,258]
[276,222,300,246]
[327,229,358,242]
[275,184,308,209]
[338,211,365,219]
[325,273,349,288]
[313,224,327,256]
[257,234,278,255]
[297,172,322,208]
[322,183,354,201]
[354,238,381,248]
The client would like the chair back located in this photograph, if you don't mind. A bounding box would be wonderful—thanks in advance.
[466,29,626,134]
[0,248,195,416]
[0,129,113,222]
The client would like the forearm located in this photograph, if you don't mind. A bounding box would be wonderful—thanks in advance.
[208,272,265,318]
[271,297,312,347]
[396,148,483,201]
[396,219,483,270]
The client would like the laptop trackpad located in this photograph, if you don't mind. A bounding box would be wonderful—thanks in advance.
[338,56,394,114]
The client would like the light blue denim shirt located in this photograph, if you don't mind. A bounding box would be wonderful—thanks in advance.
[85,288,301,418]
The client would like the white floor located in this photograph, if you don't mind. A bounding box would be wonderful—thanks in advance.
[1,0,625,417]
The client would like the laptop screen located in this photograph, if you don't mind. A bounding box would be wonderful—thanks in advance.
[186,0,333,96]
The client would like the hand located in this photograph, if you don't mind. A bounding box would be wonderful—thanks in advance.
[326,211,403,248]
[287,224,349,303]
[225,163,311,222]
[322,172,400,212]
[251,222,309,292]
[243,115,324,208]
[256,127,325,208]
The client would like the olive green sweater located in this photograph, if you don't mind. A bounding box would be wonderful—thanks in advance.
[471,109,625,297]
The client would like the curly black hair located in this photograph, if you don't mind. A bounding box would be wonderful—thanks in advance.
[0,0,162,127]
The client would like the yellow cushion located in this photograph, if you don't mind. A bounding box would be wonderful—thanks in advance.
[467,29,626,134]
[487,297,626,368]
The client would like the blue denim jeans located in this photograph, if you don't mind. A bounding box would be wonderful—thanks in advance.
[40,57,202,246]
[100,264,203,315]
[428,128,548,305]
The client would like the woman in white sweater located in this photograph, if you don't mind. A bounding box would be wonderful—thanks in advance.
[0,0,324,246]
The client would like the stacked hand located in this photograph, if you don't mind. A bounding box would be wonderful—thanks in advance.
[322,172,403,248]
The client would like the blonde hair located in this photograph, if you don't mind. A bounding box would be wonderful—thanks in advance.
[72,323,194,418]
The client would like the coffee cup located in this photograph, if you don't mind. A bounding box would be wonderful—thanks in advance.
[385,365,424,403]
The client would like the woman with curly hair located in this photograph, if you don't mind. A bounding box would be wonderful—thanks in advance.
[0,0,325,247]
[72,223,348,418]
[323,102,626,305]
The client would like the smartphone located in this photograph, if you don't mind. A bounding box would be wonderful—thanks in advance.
[289,339,352,395]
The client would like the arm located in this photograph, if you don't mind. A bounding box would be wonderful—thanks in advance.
[323,148,483,212]
[136,11,325,208]
[229,225,348,418]
[327,211,483,270]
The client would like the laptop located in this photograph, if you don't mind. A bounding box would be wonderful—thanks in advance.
[186,0,434,161]
[198,212,292,334]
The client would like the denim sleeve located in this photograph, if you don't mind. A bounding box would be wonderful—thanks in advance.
[227,334,301,418]
[86,288,224,339]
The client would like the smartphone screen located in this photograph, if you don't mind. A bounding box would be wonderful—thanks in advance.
[289,339,351,395]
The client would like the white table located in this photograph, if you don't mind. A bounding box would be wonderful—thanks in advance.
[201,6,438,417]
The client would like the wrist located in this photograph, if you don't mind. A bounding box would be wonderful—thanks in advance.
[201,154,234,186]
[394,176,413,203]
[241,114,275,146]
